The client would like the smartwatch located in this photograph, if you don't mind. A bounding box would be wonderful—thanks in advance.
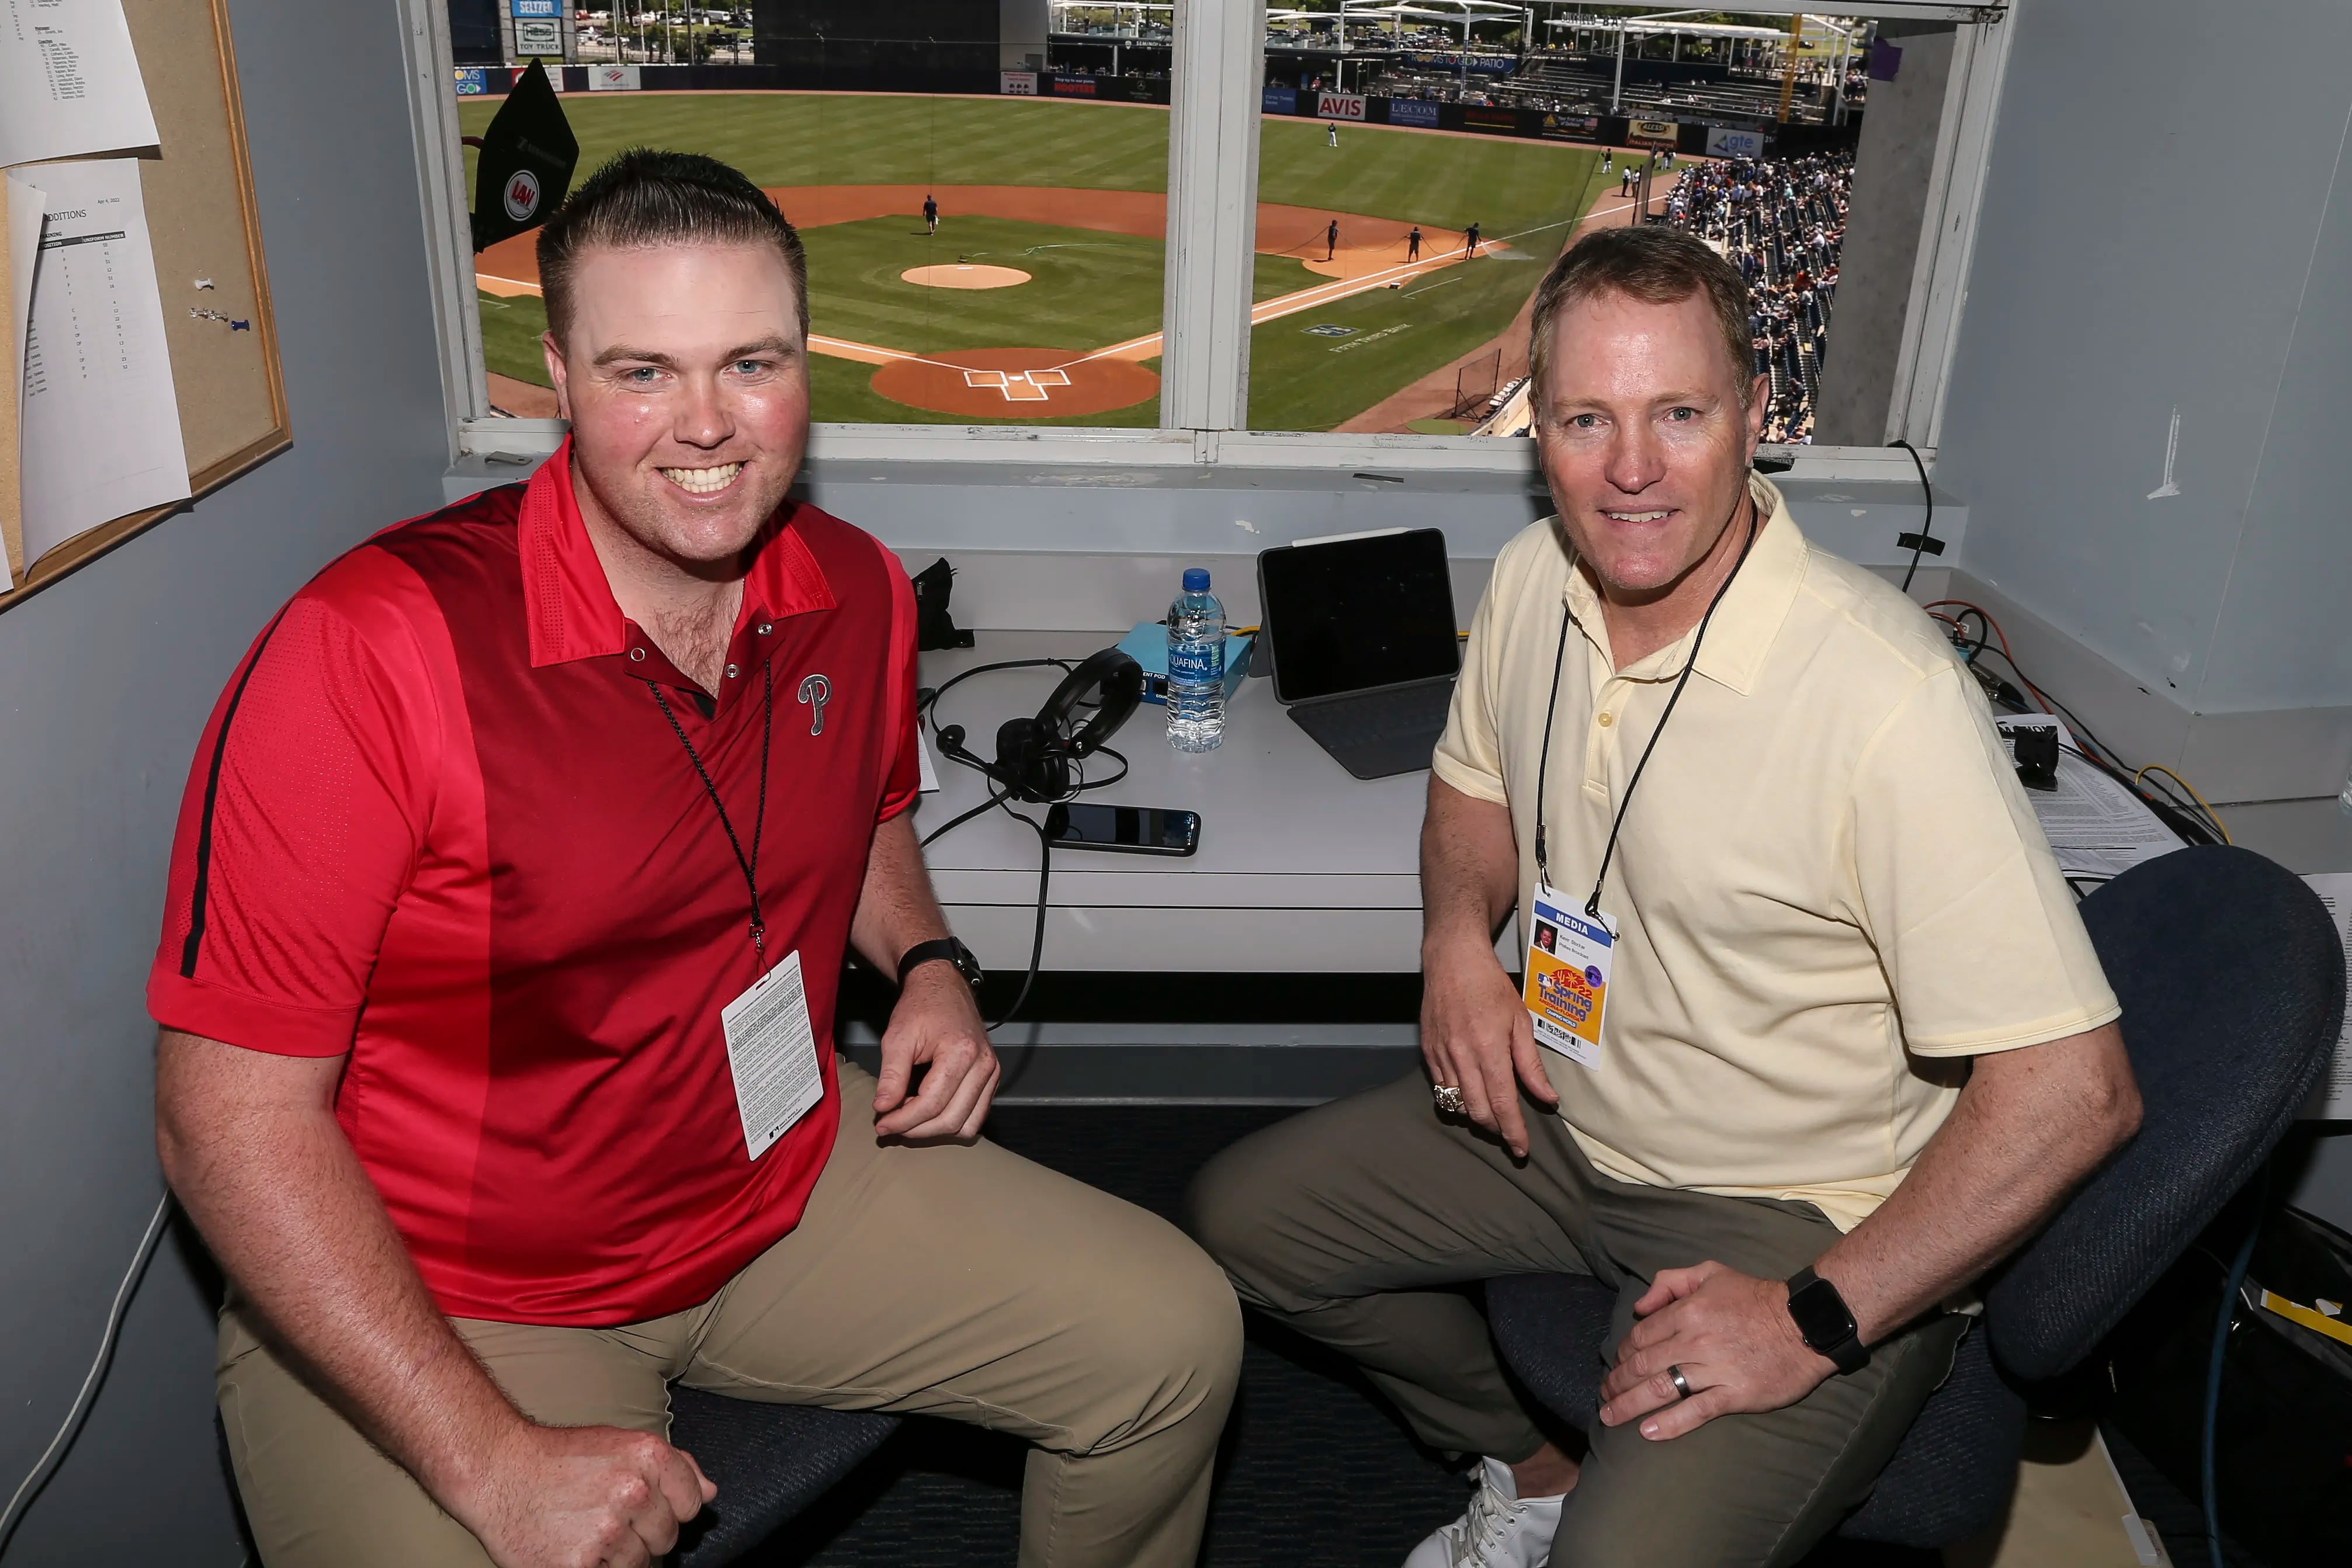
[897,937,984,992]
[1785,1266,1870,1375]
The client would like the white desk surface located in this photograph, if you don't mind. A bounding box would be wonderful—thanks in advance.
[914,633,1440,973]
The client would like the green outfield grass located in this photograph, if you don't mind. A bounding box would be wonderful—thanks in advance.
[1250,243,1557,430]
[1257,117,1602,241]
[459,93,1171,192]
[807,216,1161,353]
[460,92,1603,428]
[478,289,552,388]
[483,224,1307,426]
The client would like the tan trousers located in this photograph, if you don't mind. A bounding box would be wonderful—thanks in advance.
[1184,1071,1966,1568]
[217,1063,1242,1568]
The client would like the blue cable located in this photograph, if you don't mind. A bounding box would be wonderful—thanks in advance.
[2202,1165,2268,1568]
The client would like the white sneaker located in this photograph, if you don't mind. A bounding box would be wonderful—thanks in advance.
[1401,1456,1563,1568]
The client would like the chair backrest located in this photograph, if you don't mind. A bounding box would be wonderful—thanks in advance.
[1985,845,2343,1380]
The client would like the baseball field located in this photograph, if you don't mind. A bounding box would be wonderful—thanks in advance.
[461,92,1608,431]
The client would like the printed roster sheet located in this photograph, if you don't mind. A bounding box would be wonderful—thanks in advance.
[2304,873,2352,1121]
[16,157,189,563]
[0,0,159,168]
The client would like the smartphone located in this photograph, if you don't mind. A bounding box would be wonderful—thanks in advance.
[1043,803,1202,857]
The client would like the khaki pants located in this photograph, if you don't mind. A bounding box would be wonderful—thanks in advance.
[217,1063,1242,1568]
[1182,1071,1965,1568]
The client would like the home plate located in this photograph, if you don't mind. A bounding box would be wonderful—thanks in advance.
[903,264,1032,289]
[870,347,1158,417]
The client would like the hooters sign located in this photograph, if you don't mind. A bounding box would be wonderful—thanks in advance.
[1316,92,1366,121]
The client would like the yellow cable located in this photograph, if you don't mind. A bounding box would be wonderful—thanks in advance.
[2134,764,2231,845]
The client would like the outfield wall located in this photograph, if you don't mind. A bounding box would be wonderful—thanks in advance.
[452,65,1858,156]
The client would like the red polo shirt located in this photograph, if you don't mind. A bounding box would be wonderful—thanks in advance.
[148,442,919,1325]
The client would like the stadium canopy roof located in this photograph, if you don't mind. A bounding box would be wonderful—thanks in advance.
[1347,5,1524,22]
[1541,16,1855,42]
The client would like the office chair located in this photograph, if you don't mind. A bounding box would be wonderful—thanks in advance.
[1485,844,2343,1548]
[216,1395,897,1568]
[668,1390,899,1567]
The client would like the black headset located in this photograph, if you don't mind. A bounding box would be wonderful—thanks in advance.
[934,648,1143,803]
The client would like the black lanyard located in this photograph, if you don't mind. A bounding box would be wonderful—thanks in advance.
[649,655,775,953]
[1533,490,1760,920]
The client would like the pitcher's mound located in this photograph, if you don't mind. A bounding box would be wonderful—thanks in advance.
[872,348,1158,418]
[903,263,1032,290]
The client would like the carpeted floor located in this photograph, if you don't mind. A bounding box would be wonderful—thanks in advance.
[744,1104,1937,1568]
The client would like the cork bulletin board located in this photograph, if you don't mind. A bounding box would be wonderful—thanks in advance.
[0,0,289,612]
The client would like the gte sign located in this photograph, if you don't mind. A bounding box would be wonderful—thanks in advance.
[1316,92,1366,122]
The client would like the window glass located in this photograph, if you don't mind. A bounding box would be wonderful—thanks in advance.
[461,11,1172,427]
[1246,6,1889,443]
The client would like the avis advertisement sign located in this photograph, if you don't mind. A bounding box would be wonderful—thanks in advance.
[589,64,640,91]
[1705,126,1763,158]
[1316,92,1366,122]
[1000,70,1038,95]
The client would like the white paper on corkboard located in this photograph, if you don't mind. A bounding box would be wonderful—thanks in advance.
[0,0,160,168]
[0,169,45,587]
[17,158,189,564]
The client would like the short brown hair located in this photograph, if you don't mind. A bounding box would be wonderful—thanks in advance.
[1526,226,1756,412]
[537,148,808,346]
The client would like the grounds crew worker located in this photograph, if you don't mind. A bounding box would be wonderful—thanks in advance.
[153,150,1240,1568]
[1187,226,2139,1568]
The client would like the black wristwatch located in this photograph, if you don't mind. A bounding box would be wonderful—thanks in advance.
[897,937,983,992]
[1785,1266,1870,1375]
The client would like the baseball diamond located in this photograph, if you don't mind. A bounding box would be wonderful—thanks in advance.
[461,92,1615,430]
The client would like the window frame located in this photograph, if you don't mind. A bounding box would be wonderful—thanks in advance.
[398,0,2014,483]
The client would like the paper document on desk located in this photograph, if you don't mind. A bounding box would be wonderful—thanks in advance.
[1997,714,2184,882]
[18,158,188,566]
[0,0,159,166]
[2302,873,2352,1120]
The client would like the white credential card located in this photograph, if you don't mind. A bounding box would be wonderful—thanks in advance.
[0,0,160,168]
[720,949,826,1161]
[18,157,190,564]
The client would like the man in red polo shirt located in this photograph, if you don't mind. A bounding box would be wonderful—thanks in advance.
[151,151,1240,1568]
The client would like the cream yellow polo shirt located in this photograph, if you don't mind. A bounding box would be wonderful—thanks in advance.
[1433,477,2120,1231]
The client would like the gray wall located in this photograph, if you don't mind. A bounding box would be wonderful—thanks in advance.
[0,0,454,1560]
[1813,23,1954,449]
[1935,0,2352,1227]
[1938,0,2352,716]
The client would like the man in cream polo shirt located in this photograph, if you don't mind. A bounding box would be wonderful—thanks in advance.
[1187,227,2142,1568]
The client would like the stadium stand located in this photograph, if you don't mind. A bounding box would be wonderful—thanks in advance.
[1664,150,1856,445]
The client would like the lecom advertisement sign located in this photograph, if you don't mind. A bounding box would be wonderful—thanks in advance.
[1316,92,1366,122]
[1000,70,1038,95]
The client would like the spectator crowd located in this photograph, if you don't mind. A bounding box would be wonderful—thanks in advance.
[1664,150,1855,444]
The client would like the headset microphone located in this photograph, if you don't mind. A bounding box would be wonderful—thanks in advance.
[934,650,1143,804]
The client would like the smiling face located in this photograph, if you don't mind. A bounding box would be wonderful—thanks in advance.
[542,241,809,575]
[1533,287,1769,604]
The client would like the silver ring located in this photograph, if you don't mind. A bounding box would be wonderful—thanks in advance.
[1668,1364,1692,1400]
[1432,1084,1467,1115]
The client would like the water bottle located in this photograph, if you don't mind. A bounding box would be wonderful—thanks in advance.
[1167,567,1226,753]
